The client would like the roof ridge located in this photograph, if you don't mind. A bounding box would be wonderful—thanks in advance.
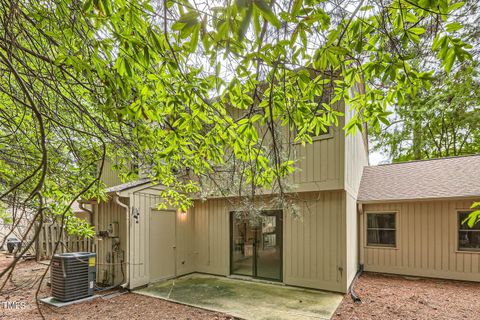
[372,153,480,167]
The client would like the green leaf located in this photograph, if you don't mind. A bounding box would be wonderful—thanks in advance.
[238,6,253,41]
[82,0,93,13]
[408,27,425,35]
[445,22,463,32]
[189,24,200,50]
[448,1,465,12]
[360,5,374,11]
[404,12,418,23]
[291,0,303,16]
[102,0,112,16]
[178,11,200,24]
[444,48,455,73]
[253,0,281,28]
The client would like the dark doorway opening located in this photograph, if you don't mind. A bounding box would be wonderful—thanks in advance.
[230,210,282,281]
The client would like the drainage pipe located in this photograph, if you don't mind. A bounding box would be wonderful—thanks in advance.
[350,202,364,304]
[114,193,130,289]
[349,264,363,304]
[78,202,94,225]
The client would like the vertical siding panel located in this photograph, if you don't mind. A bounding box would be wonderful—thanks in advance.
[442,201,449,271]
[291,210,297,278]
[472,252,479,274]
[414,203,420,269]
[400,203,406,268]
[316,194,323,280]
[464,252,472,273]
[426,202,437,270]
[327,139,335,181]
[324,192,330,281]
[300,146,307,183]
[304,204,311,278]
[362,199,480,282]
[420,203,428,270]
[452,201,461,273]
[314,139,321,182]
[434,202,442,271]
[320,141,328,181]
[288,210,294,279]
[311,199,317,282]
[408,202,414,269]
[297,205,303,278]
[307,145,314,183]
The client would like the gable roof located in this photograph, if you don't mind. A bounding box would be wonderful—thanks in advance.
[358,154,480,203]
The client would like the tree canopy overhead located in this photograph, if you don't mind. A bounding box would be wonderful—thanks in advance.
[369,0,479,162]
[0,0,475,267]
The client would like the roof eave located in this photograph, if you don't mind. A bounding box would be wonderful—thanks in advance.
[358,195,480,205]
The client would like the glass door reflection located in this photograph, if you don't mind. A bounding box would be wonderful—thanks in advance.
[231,210,282,281]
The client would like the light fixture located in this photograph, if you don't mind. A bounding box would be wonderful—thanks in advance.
[178,208,187,221]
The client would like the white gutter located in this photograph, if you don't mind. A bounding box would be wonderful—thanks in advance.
[357,202,364,266]
[114,193,130,289]
[78,202,93,225]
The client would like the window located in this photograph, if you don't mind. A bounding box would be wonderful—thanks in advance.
[458,211,480,251]
[306,126,330,139]
[367,213,396,247]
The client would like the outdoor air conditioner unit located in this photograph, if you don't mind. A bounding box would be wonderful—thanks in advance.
[51,252,96,302]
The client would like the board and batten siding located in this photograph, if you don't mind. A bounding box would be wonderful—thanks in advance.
[127,190,196,289]
[99,158,123,187]
[288,124,344,193]
[94,198,128,286]
[283,191,347,292]
[343,109,368,197]
[343,102,369,287]
[345,192,358,287]
[192,190,348,293]
[361,198,480,282]
[192,198,231,276]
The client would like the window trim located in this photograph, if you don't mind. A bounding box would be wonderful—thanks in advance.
[457,210,480,252]
[365,211,398,248]
[292,127,334,145]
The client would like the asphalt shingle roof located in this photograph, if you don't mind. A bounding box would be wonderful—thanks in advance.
[105,178,150,193]
[358,154,480,202]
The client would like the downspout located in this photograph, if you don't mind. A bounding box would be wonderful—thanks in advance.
[349,202,364,304]
[358,202,365,267]
[114,193,130,289]
[78,202,93,225]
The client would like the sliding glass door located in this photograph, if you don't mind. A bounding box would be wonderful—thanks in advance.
[230,210,282,281]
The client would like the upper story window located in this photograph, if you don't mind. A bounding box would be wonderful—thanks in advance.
[458,211,480,251]
[296,104,333,142]
[367,212,396,247]
[306,126,331,140]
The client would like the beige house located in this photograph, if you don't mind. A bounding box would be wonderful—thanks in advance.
[358,155,480,282]
[82,119,480,293]
[82,103,371,293]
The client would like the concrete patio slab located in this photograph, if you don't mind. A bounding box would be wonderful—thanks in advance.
[135,273,343,320]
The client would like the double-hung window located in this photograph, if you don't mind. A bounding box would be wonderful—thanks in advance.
[367,213,396,247]
[458,211,480,251]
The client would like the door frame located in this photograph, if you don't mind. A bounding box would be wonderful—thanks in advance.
[229,209,283,282]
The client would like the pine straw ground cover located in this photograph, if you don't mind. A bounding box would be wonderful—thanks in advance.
[334,272,480,320]
[2,253,480,320]
[0,253,232,319]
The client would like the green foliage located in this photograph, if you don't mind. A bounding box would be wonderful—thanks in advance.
[463,202,480,228]
[0,202,12,224]
[0,0,475,236]
[372,64,480,161]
